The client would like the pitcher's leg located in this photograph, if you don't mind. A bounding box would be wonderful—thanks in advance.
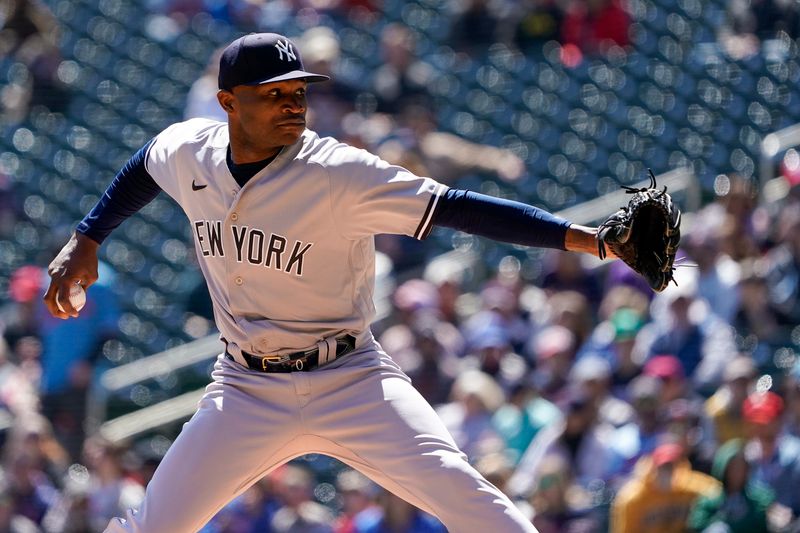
[308,359,537,533]
[105,358,305,533]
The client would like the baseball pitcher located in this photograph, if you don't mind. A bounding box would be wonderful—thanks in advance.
[45,33,675,533]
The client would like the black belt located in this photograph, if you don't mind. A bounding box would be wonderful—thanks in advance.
[224,334,357,373]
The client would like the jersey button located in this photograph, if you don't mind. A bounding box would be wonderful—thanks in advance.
[234,277,243,286]
[231,213,239,221]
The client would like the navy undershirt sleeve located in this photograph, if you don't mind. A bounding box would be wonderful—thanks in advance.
[430,188,572,250]
[76,139,162,244]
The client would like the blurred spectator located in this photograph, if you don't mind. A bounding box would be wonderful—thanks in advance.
[380,285,461,391]
[610,375,666,477]
[640,356,713,471]
[390,312,459,406]
[337,112,395,154]
[716,213,760,266]
[0,488,39,532]
[336,0,379,16]
[509,0,565,52]
[640,272,735,392]
[577,307,648,395]
[2,265,44,352]
[529,325,578,400]
[422,264,464,326]
[726,0,800,40]
[610,442,720,533]
[663,398,715,474]
[82,437,144,531]
[709,175,761,262]
[378,280,462,403]
[436,369,505,460]
[763,205,800,327]
[682,213,741,323]
[353,490,445,533]
[377,103,526,184]
[299,27,359,139]
[200,476,280,533]
[540,251,603,308]
[742,391,800,517]
[732,259,787,365]
[271,464,335,533]
[525,454,599,533]
[7,452,58,526]
[41,464,92,532]
[642,355,689,404]
[570,354,633,428]
[595,284,650,323]
[687,438,775,533]
[333,470,378,533]
[0,337,38,420]
[604,260,656,302]
[3,414,68,485]
[474,451,515,495]
[448,0,503,54]
[560,0,631,55]
[491,381,561,465]
[0,0,69,122]
[12,336,41,391]
[507,388,616,498]
[460,323,528,393]
[384,279,440,334]
[544,290,594,348]
[704,355,757,447]
[370,23,434,114]
[462,283,530,356]
[184,46,227,122]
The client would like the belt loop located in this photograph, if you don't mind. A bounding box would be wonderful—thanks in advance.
[325,337,337,362]
[315,340,327,365]
[317,337,337,365]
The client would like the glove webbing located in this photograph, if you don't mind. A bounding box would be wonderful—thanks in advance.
[596,169,668,260]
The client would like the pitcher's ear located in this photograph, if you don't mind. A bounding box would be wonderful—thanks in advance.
[217,91,235,112]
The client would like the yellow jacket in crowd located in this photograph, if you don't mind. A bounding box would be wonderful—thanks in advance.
[611,452,721,533]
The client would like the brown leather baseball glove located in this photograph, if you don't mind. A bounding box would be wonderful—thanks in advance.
[596,170,682,292]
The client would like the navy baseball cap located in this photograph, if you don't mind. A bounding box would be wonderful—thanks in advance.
[218,33,329,91]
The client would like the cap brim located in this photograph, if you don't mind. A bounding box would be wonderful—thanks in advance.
[246,70,330,85]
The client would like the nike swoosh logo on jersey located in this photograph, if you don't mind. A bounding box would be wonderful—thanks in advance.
[192,179,207,191]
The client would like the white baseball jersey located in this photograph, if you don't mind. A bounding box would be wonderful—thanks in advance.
[144,118,447,356]
[105,118,539,533]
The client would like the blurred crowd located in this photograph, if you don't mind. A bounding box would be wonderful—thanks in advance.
[1,0,800,532]
[368,169,800,532]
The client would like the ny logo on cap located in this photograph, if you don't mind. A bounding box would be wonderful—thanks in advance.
[275,40,297,62]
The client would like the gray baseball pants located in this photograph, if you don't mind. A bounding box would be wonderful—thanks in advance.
[104,341,537,532]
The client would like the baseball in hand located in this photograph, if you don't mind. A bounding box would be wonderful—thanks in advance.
[57,283,86,313]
